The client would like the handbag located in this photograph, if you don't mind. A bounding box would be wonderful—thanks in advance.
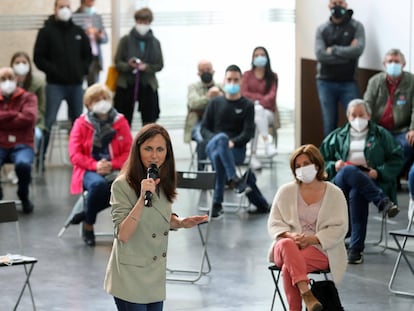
[310,279,345,311]
[105,65,119,92]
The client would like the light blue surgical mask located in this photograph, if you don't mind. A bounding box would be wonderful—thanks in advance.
[385,62,402,78]
[224,83,240,95]
[253,55,268,68]
[84,6,96,15]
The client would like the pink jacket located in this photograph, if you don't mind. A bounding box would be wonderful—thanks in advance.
[0,87,37,149]
[69,112,133,194]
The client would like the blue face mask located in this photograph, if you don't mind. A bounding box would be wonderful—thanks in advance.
[224,83,240,95]
[253,55,268,68]
[84,6,96,15]
[385,62,402,78]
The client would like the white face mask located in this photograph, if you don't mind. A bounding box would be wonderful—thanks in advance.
[92,100,112,114]
[350,117,368,132]
[57,7,72,22]
[13,63,30,76]
[135,24,150,36]
[0,79,17,95]
[295,164,318,184]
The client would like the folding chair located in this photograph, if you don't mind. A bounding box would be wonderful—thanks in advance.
[268,264,330,311]
[166,171,215,283]
[388,207,414,296]
[0,201,37,311]
[364,203,389,253]
[57,190,113,239]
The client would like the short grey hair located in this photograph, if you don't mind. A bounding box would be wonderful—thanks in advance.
[346,98,371,116]
[384,48,406,65]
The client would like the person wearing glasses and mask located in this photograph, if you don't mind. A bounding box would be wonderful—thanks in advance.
[320,99,403,264]
[0,67,37,214]
[68,84,132,246]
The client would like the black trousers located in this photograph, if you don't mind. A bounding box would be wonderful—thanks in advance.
[114,83,160,126]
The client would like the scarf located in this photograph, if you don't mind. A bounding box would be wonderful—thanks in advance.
[87,108,117,153]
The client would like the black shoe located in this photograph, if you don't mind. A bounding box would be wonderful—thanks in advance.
[231,176,251,194]
[211,203,223,219]
[0,185,3,200]
[248,204,270,214]
[348,250,363,264]
[378,198,400,218]
[82,224,95,246]
[71,211,85,225]
[21,199,34,214]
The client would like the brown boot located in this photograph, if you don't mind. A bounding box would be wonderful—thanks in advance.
[301,290,323,311]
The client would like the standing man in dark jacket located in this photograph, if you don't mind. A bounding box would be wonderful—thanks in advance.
[33,0,92,167]
[0,67,38,213]
[315,0,365,137]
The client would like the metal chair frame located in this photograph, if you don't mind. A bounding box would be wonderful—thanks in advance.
[0,201,37,311]
[388,209,414,296]
[268,264,330,311]
[166,171,215,283]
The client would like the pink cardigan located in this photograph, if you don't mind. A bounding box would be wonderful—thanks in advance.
[68,113,133,194]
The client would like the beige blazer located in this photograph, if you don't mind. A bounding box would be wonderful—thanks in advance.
[104,175,172,303]
[267,181,348,283]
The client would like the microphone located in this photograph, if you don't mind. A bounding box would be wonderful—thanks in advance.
[144,163,159,207]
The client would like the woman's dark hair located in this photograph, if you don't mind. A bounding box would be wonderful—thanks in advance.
[10,51,33,90]
[122,123,177,203]
[251,46,277,93]
[289,144,327,183]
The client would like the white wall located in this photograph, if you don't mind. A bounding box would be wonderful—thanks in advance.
[295,0,414,145]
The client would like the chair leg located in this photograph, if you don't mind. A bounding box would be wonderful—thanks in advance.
[14,262,36,311]
[269,267,287,311]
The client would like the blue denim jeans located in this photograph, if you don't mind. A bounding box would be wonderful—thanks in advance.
[333,165,387,252]
[43,83,84,156]
[205,133,246,204]
[408,164,414,199]
[0,144,34,200]
[114,297,163,311]
[316,80,360,136]
[393,131,414,176]
[83,171,111,225]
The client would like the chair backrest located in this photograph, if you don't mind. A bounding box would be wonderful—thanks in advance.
[0,201,18,223]
[176,171,215,190]
[0,201,23,254]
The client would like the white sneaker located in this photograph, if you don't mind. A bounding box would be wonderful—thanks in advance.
[250,156,262,170]
[7,170,18,184]
[265,142,278,158]
[409,198,414,222]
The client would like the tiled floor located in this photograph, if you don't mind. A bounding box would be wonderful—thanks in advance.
[1,128,414,310]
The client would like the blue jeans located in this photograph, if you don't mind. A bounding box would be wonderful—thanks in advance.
[316,80,360,136]
[43,83,84,157]
[393,131,414,176]
[408,164,414,199]
[83,171,111,225]
[0,144,34,200]
[333,165,386,252]
[205,133,246,204]
[114,297,163,311]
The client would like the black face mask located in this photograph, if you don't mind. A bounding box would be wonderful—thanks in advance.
[331,5,347,18]
[200,72,213,84]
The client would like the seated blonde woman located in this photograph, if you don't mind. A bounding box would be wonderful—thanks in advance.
[68,84,133,246]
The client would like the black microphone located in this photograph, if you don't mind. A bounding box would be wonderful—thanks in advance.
[144,163,159,207]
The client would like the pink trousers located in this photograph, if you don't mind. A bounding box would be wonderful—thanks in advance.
[273,238,329,311]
